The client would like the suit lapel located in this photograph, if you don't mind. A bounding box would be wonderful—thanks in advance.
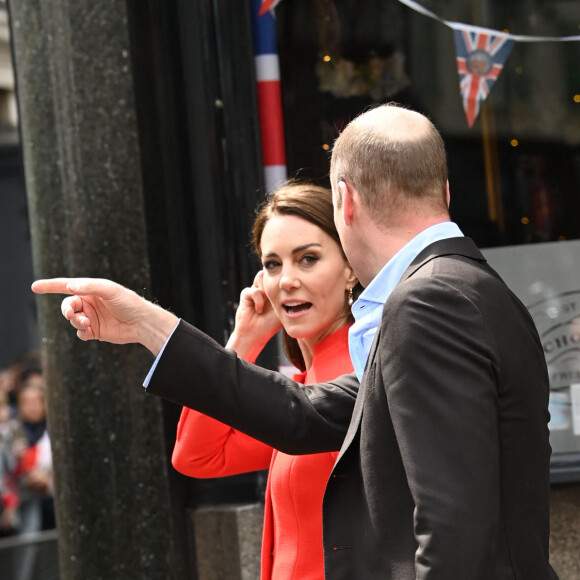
[335,326,382,461]
[334,237,486,464]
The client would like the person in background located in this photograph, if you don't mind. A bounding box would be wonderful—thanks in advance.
[0,366,18,420]
[0,387,23,537]
[13,372,54,535]
[172,182,358,579]
[8,370,55,580]
[31,103,556,578]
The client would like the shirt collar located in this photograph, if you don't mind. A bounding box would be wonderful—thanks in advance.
[353,221,464,316]
[348,221,464,381]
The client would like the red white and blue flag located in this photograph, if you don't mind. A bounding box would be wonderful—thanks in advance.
[252,0,287,192]
[259,0,283,16]
[453,26,514,127]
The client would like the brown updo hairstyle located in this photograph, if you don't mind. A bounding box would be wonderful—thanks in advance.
[253,180,355,371]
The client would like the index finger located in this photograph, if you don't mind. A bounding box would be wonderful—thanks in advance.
[32,277,120,300]
[31,278,76,295]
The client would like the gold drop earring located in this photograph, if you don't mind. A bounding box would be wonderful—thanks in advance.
[347,287,354,306]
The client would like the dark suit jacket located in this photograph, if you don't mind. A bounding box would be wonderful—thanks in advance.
[148,237,557,579]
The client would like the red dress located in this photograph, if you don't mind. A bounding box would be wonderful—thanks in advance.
[172,325,354,579]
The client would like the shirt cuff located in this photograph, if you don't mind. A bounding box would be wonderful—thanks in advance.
[143,319,181,388]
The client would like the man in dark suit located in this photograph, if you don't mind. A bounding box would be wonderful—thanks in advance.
[33,104,557,578]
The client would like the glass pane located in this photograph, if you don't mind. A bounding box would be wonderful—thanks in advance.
[275,0,580,477]
[482,241,580,480]
[276,0,580,248]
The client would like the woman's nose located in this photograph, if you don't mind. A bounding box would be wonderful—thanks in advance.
[279,268,300,291]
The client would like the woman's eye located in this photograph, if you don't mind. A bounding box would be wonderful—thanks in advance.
[263,260,280,271]
[301,254,319,266]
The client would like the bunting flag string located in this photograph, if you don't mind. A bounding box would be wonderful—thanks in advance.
[397,0,580,127]
[256,0,580,129]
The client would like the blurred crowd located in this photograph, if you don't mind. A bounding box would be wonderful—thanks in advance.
[0,352,55,538]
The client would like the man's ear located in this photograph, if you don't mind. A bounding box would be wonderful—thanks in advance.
[339,180,355,227]
[446,180,451,208]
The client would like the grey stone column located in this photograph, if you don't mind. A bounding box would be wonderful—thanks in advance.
[193,504,264,580]
[8,0,180,578]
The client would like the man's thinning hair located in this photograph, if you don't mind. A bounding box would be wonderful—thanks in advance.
[330,103,449,225]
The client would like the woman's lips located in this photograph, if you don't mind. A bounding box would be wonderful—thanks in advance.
[282,302,312,317]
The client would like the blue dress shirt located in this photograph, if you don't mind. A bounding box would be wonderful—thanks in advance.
[348,221,464,381]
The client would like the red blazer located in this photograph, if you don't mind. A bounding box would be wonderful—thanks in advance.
[172,325,354,580]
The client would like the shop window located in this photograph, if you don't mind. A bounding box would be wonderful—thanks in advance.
[271,0,580,480]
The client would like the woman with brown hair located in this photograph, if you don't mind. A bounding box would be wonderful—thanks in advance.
[172,181,358,579]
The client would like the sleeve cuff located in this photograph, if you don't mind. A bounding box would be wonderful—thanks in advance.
[143,319,181,388]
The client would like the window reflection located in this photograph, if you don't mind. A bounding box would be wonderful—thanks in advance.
[275,0,580,248]
[274,0,580,471]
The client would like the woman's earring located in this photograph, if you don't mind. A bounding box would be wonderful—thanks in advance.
[347,287,354,306]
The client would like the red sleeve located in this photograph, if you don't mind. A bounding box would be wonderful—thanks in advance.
[2,468,19,510]
[1,487,19,510]
[171,406,273,478]
[13,445,39,477]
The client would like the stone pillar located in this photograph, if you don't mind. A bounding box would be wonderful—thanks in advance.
[193,503,264,580]
[8,0,180,578]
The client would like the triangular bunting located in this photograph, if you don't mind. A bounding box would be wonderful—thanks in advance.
[453,26,514,127]
[259,0,283,16]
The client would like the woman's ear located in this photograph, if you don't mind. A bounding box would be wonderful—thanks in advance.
[345,263,358,289]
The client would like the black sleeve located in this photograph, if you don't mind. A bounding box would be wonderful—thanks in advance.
[146,320,359,454]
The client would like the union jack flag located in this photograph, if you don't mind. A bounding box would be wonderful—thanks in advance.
[259,0,283,16]
[453,26,514,127]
